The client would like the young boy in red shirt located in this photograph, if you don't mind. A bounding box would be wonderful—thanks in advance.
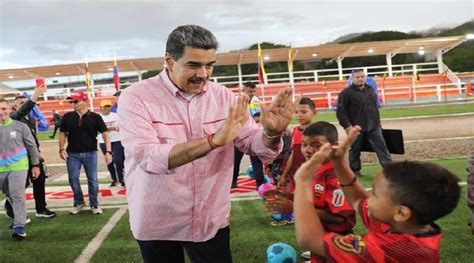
[294,126,461,262]
[266,122,355,261]
[278,97,318,192]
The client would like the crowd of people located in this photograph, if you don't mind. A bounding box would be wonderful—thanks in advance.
[0,24,471,263]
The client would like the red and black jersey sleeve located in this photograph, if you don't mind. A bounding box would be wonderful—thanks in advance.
[321,170,356,233]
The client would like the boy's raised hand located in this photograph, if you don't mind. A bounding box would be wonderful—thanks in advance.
[330,126,361,161]
[260,87,300,136]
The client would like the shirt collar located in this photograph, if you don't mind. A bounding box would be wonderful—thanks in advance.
[316,161,334,176]
[160,69,208,98]
[0,117,13,126]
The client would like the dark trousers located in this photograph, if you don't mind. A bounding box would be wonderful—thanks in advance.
[99,141,125,183]
[349,127,392,172]
[51,125,60,137]
[137,227,232,263]
[232,147,264,188]
[29,161,47,212]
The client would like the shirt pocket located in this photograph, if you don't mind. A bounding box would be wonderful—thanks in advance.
[202,118,226,135]
[151,121,186,144]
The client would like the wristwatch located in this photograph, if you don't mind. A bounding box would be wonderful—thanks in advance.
[106,151,112,155]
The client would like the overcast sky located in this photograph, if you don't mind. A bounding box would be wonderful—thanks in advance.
[0,0,472,69]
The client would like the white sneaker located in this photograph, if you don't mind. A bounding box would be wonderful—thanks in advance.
[301,251,311,260]
[69,203,85,215]
[91,207,103,215]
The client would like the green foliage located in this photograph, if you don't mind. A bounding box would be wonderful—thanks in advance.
[340,31,421,43]
[444,42,474,72]
[437,20,474,37]
[141,70,160,80]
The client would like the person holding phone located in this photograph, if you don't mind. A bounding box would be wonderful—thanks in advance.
[5,81,57,219]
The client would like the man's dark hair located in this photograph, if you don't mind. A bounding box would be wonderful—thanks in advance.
[302,121,338,144]
[383,161,460,225]
[14,95,26,100]
[299,97,316,110]
[0,97,7,104]
[166,25,218,60]
[351,69,364,75]
[243,81,256,89]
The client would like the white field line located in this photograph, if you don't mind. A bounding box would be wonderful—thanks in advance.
[74,207,128,263]
[405,136,474,143]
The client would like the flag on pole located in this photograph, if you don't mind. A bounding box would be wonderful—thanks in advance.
[85,61,92,93]
[257,43,267,84]
[113,58,120,91]
[288,47,294,73]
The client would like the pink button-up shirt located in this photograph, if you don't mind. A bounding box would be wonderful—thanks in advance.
[118,70,281,242]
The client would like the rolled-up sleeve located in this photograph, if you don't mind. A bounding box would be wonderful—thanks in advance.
[118,90,175,175]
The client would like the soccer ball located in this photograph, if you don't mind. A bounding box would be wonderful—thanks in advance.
[246,166,255,178]
[266,242,297,263]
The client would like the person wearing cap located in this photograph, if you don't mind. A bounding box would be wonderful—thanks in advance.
[59,92,113,215]
[99,99,125,187]
[6,84,57,219]
[118,25,298,262]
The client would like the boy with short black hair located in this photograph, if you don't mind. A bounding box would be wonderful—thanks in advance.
[294,126,461,262]
[278,97,318,191]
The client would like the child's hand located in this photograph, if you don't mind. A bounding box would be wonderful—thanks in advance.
[265,195,293,214]
[277,175,287,188]
[330,126,361,161]
[263,188,291,200]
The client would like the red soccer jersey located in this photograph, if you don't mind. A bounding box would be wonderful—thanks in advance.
[311,161,356,233]
[288,126,305,191]
[320,198,442,262]
[310,161,356,263]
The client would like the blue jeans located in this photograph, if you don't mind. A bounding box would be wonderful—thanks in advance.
[66,151,99,208]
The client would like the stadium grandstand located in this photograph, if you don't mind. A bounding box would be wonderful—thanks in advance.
[0,35,472,122]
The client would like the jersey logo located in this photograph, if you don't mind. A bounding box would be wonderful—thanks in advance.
[332,234,366,255]
[314,184,324,192]
[314,184,324,198]
[332,189,345,207]
[10,131,17,138]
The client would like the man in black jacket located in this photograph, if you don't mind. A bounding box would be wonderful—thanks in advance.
[336,69,392,176]
[5,84,56,218]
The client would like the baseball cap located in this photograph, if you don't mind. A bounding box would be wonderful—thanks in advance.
[100,100,112,107]
[67,92,88,102]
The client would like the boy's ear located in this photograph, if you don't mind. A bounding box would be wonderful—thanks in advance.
[393,205,412,222]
